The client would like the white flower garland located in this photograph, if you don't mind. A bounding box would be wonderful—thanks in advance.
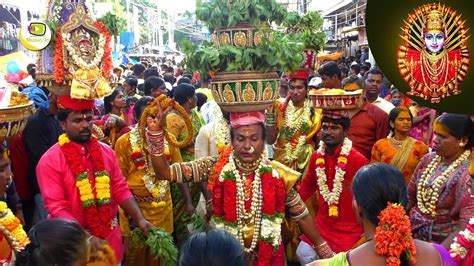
[283,100,311,163]
[450,217,474,260]
[416,150,471,216]
[51,0,62,22]
[214,116,230,150]
[130,127,169,207]
[285,136,306,163]
[62,32,105,69]
[316,138,352,217]
[216,152,282,251]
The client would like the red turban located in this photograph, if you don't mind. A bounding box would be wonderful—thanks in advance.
[288,69,309,81]
[57,95,95,111]
[229,111,265,129]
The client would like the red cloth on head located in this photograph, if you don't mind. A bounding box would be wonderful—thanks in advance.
[57,95,94,111]
[288,69,309,81]
[322,109,349,119]
[229,111,265,129]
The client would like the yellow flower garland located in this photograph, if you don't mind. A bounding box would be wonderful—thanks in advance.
[0,202,30,252]
[130,126,168,207]
[139,95,193,149]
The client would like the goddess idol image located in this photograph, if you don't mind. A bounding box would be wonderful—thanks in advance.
[398,3,470,103]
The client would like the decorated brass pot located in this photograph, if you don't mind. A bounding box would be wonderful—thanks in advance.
[211,71,280,112]
[212,24,272,48]
[308,89,363,110]
[0,102,33,141]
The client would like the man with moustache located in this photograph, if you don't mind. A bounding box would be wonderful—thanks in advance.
[296,110,368,264]
[36,95,152,262]
[363,69,394,114]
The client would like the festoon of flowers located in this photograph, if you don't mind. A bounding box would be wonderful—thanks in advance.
[129,126,169,208]
[450,217,474,262]
[283,100,311,163]
[214,115,231,153]
[212,150,285,265]
[416,150,471,217]
[316,137,352,217]
[58,133,112,238]
[0,201,30,252]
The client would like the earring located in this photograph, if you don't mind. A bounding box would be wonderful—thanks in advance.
[459,142,466,147]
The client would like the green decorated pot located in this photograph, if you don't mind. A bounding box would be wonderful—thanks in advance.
[211,71,280,112]
[211,24,272,48]
[0,102,33,141]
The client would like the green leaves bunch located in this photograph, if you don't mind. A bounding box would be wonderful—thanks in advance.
[283,11,326,50]
[182,32,303,76]
[196,0,287,32]
[130,228,178,266]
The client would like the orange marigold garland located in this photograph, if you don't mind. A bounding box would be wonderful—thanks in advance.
[93,21,113,79]
[54,26,64,84]
[374,203,416,266]
[58,134,113,239]
[86,242,117,265]
[207,146,232,192]
[139,95,193,149]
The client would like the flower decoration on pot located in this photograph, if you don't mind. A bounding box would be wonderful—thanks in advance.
[36,1,113,100]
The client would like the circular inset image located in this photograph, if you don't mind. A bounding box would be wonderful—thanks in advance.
[19,20,52,51]
[398,3,470,103]
[366,0,474,114]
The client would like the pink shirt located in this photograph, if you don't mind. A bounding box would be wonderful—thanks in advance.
[37,141,133,262]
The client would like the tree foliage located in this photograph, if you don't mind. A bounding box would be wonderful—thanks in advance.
[97,11,126,40]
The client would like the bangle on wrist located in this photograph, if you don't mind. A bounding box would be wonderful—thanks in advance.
[313,242,335,259]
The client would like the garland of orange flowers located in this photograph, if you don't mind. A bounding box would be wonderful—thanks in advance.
[54,26,64,84]
[207,146,233,192]
[374,203,416,266]
[93,21,113,79]
[86,242,117,265]
[0,201,30,252]
[58,134,112,239]
[139,95,193,149]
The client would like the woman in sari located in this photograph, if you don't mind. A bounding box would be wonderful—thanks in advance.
[408,113,473,248]
[115,96,173,265]
[371,106,429,183]
[408,102,436,145]
[95,88,128,147]
[166,83,204,246]
[310,163,456,266]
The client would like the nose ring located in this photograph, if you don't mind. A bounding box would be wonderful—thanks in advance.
[248,146,255,154]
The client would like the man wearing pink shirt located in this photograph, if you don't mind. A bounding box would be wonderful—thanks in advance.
[37,95,152,262]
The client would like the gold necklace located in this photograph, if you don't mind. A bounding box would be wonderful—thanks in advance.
[389,137,405,148]
[420,49,449,85]
[233,153,262,174]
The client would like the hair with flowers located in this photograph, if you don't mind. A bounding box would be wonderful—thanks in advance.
[352,163,416,266]
[374,203,416,266]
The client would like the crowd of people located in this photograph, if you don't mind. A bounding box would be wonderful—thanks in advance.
[0,57,473,266]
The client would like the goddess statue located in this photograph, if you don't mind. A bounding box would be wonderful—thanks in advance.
[398,3,470,103]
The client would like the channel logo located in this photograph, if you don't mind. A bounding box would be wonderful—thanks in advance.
[20,20,51,51]
[28,22,46,36]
